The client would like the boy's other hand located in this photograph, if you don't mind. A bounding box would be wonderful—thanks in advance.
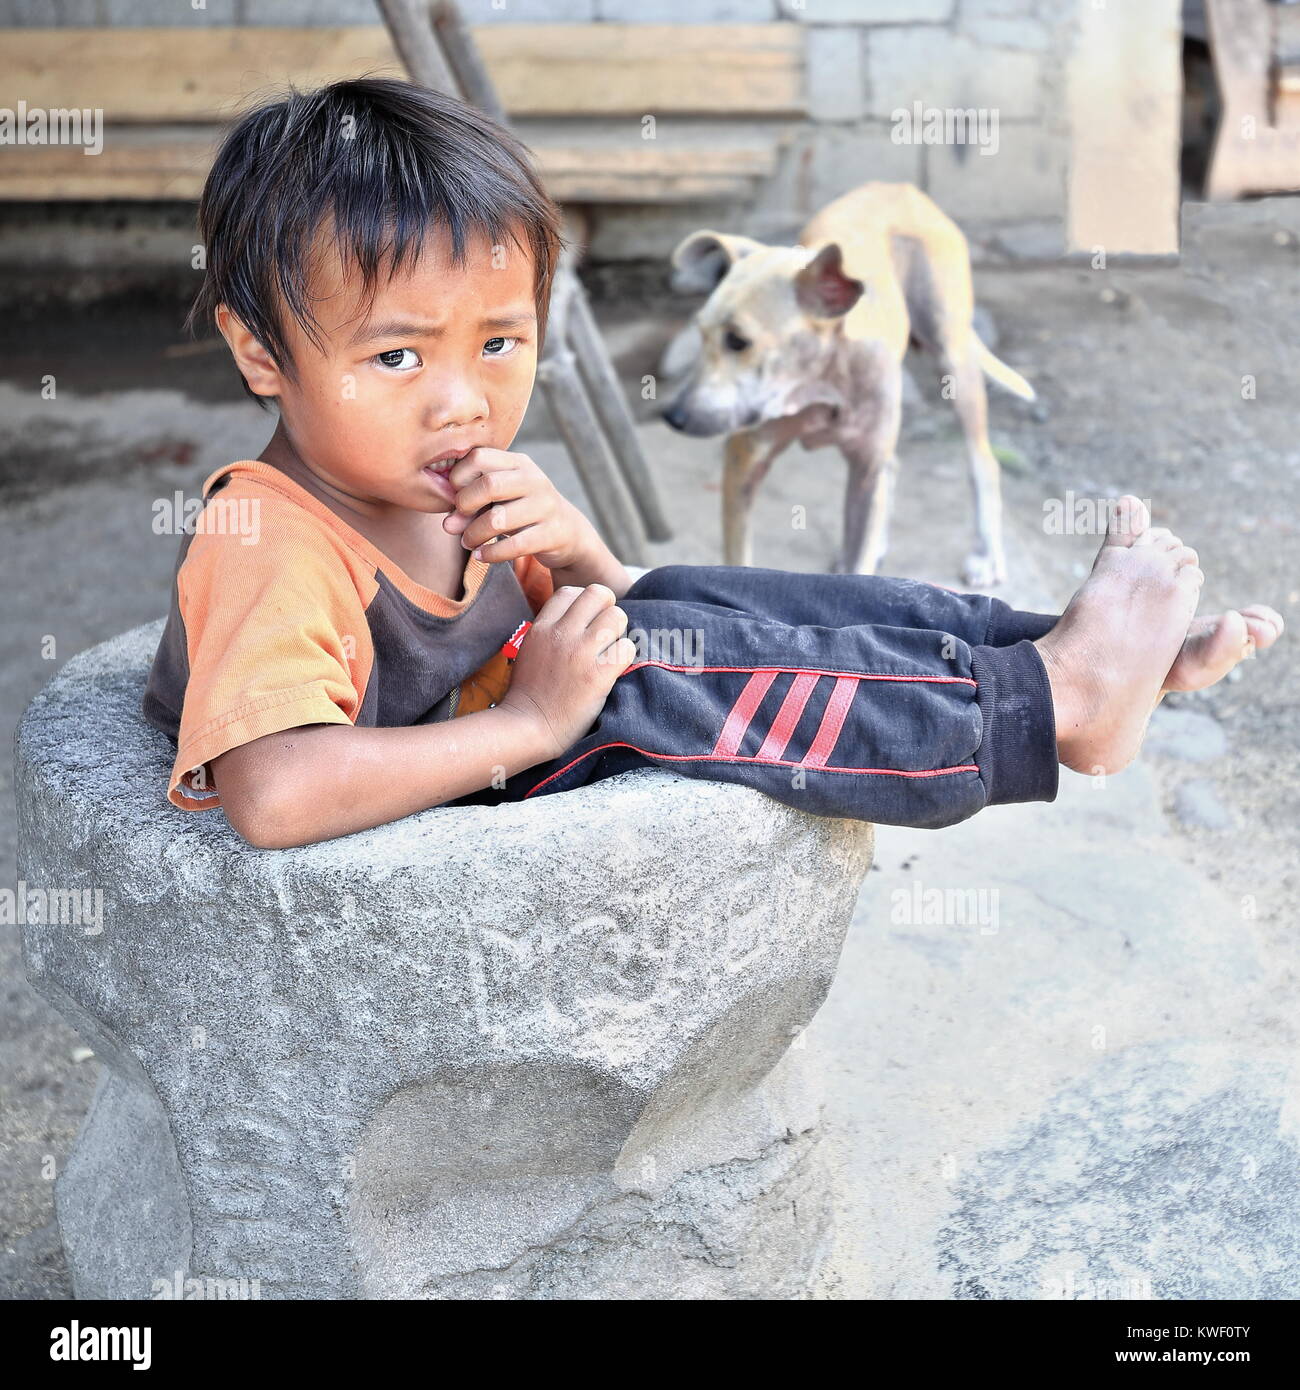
[498,583,636,761]
[442,447,596,571]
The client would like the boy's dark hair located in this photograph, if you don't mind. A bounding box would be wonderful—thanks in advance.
[185,76,568,410]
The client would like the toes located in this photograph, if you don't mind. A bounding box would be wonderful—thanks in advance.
[1240,604,1285,646]
[1220,608,1250,653]
[1173,544,1199,569]
[1202,610,1251,672]
[1105,494,1151,545]
[1165,609,1249,692]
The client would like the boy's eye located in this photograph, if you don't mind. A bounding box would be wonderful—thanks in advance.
[375,347,420,371]
[483,336,520,358]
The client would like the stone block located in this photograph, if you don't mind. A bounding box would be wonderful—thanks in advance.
[806,27,867,124]
[778,0,952,21]
[865,28,1043,122]
[596,0,773,19]
[807,123,923,212]
[960,16,1050,51]
[926,124,1066,223]
[17,621,874,1300]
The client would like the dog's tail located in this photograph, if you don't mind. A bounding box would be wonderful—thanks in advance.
[974,336,1036,401]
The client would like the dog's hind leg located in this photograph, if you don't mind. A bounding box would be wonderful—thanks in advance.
[942,341,1007,588]
[721,421,799,566]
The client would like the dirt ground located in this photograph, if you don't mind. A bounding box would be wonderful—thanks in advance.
[2,197,1299,1297]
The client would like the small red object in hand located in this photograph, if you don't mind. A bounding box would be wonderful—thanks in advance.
[501,620,531,660]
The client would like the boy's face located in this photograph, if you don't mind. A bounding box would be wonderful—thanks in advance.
[223,221,539,515]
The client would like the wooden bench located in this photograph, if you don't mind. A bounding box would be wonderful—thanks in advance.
[0,24,806,203]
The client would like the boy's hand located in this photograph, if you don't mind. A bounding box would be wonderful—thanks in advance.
[499,583,636,760]
[442,447,599,572]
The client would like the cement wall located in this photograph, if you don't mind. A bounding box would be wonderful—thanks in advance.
[0,1,1183,278]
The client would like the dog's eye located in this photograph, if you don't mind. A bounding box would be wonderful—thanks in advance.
[723,329,750,352]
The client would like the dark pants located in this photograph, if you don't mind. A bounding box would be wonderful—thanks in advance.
[486,564,1061,830]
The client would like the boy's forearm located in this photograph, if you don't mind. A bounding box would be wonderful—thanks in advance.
[230,704,554,847]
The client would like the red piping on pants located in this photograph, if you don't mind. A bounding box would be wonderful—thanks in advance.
[521,659,981,800]
[522,742,979,799]
[626,660,976,687]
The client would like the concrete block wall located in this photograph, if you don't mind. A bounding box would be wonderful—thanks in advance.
[2,1,1180,271]
[790,0,1076,226]
[588,0,1081,261]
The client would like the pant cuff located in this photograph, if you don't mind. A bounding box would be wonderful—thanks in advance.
[970,638,1059,807]
[985,600,1060,647]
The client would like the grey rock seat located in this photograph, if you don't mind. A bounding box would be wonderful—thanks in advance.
[16,620,874,1300]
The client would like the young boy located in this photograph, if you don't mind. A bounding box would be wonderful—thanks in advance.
[143,78,1283,849]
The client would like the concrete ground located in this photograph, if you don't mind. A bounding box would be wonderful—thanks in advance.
[3,199,1299,1298]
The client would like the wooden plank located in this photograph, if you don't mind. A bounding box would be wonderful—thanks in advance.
[4,28,405,124]
[481,24,803,116]
[1206,0,1300,200]
[0,126,220,199]
[4,25,805,121]
[0,127,776,202]
[1067,0,1182,255]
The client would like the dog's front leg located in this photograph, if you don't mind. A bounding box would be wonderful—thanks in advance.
[721,425,794,565]
[834,374,903,575]
[835,447,898,575]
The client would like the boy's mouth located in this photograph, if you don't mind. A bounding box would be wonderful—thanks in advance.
[422,448,472,475]
[421,449,471,502]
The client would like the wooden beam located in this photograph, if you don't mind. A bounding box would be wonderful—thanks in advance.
[4,25,805,121]
[1206,0,1300,200]
[0,127,777,202]
[1066,0,1182,255]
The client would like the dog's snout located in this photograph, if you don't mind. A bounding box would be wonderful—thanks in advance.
[661,400,690,432]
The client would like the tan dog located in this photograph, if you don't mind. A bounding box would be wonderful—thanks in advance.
[660,182,1034,586]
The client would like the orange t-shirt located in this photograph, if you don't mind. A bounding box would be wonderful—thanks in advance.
[141,460,553,811]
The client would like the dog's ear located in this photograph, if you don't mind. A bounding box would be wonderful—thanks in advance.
[669,229,765,294]
[793,242,865,319]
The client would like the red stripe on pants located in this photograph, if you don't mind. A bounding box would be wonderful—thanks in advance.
[711,669,779,758]
[756,672,820,761]
[803,675,858,767]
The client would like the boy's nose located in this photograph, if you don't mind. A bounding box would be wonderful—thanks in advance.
[424,378,490,430]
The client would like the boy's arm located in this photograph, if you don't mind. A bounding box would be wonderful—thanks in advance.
[543,504,634,598]
[211,702,554,850]
[212,580,634,850]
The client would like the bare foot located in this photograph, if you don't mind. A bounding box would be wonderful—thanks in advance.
[1164,605,1285,692]
[1035,496,1204,775]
